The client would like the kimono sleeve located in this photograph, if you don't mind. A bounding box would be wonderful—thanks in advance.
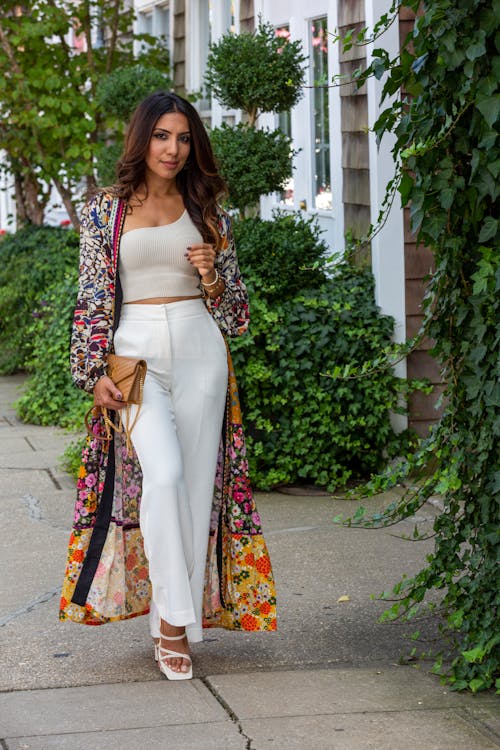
[201,210,250,337]
[70,194,114,394]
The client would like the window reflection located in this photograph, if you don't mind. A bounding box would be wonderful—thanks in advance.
[311,16,332,210]
[276,25,294,207]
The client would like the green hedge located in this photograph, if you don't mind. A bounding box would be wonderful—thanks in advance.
[0,226,79,374]
[230,214,407,489]
[16,271,91,428]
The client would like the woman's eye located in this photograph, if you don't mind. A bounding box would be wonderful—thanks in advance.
[153,133,167,140]
[179,135,191,144]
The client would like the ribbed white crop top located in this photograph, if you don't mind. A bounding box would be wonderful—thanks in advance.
[119,210,203,302]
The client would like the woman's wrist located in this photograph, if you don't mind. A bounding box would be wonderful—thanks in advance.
[201,269,217,286]
[201,270,225,298]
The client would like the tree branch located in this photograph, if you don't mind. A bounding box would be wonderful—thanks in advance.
[105,0,122,75]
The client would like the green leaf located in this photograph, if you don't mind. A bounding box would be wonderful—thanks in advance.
[478,217,498,242]
[440,187,455,210]
[466,37,486,61]
[469,678,486,693]
[476,94,500,127]
[399,171,414,205]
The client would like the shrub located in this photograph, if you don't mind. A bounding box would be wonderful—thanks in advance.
[206,19,306,215]
[233,211,328,300]
[0,226,79,373]
[61,436,87,481]
[211,125,296,216]
[16,271,91,428]
[95,64,173,120]
[229,215,410,490]
[205,19,306,123]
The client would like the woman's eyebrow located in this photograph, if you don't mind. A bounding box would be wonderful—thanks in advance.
[153,127,191,135]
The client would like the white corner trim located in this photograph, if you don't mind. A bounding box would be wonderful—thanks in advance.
[365,0,407,430]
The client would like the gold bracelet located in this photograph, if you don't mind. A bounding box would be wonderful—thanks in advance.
[201,270,219,288]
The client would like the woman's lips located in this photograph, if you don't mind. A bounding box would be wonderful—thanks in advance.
[161,161,178,168]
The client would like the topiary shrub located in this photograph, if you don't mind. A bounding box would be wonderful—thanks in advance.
[206,19,306,216]
[211,124,296,216]
[229,214,411,490]
[0,226,79,373]
[16,271,91,428]
[205,19,306,125]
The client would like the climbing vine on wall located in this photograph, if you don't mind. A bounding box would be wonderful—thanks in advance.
[332,0,499,692]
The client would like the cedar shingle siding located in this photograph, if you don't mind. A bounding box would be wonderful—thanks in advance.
[173,0,186,91]
[240,0,254,32]
[338,0,371,249]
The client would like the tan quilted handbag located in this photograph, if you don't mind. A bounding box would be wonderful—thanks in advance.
[106,354,147,404]
[85,355,147,452]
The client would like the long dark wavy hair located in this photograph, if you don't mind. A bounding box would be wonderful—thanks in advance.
[113,92,227,248]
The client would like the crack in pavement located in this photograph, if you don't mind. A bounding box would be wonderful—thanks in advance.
[19,493,69,533]
[23,437,36,452]
[0,587,60,628]
[201,677,255,749]
[45,468,63,490]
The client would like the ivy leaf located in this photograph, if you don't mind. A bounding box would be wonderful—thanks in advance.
[476,94,500,126]
[466,35,486,61]
[440,187,455,209]
[478,217,498,242]
[399,171,414,205]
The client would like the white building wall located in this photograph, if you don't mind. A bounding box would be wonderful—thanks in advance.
[365,0,407,430]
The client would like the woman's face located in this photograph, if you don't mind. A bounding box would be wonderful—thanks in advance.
[145,111,191,182]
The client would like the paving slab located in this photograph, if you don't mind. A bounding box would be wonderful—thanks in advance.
[0,492,68,618]
[0,680,226,738]
[5,722,247,750]
[242,709,499,750]
[206,668,498,719]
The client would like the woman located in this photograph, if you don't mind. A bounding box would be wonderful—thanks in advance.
[59,92,277,680]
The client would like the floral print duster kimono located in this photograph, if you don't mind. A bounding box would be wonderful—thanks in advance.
[59,192,277,633]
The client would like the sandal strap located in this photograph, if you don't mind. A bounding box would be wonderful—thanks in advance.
[160,632,186,641]
[158,646,192,663]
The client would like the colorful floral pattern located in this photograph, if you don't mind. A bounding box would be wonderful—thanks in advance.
[60,193,276,633]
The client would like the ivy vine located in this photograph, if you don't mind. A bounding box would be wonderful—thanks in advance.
[332,0,499,692]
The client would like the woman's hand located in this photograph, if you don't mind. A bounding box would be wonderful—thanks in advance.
[94,375,125,410]
[186,243,217,283]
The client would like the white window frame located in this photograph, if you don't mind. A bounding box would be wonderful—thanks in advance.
[134,1,171,58]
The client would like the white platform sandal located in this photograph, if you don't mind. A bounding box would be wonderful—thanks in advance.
[158,632,193,681]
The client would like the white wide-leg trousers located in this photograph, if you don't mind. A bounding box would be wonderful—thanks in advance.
[113,299,228,643]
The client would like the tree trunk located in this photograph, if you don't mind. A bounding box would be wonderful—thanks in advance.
[52,177,81,229]
[13,172,47,226]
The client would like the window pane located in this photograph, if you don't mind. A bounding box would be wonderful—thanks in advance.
[276,25,294,206]
[311,17,331,210]
[199,0,213,110]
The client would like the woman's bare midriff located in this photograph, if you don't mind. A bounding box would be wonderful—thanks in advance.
[125,295,203,305]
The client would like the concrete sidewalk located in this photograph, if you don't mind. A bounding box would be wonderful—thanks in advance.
[1,373,498,749]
